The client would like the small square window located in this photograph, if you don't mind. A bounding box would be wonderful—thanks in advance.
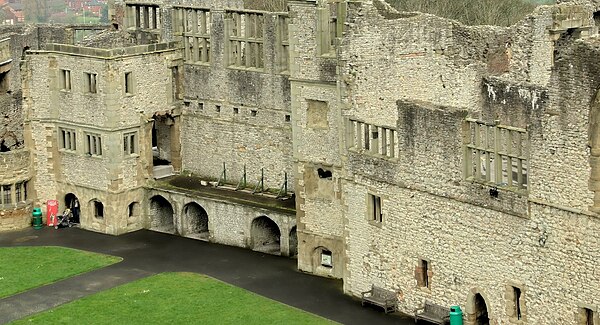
[59,128,77,151]
[233,107,239,114]
[285,114,291,122]
[216,105,221,112]
[198,103,204,111]
[85,133,102,156]
[251,110,257,117]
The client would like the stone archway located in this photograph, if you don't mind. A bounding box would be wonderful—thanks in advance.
[183,202,209,240]
[64,193,80,224]
[250,216,281,255]
[149,195,175,234]
[288,226,297,257]
[465,290,490,325]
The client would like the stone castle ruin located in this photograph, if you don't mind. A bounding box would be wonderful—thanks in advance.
[0,0,599,323]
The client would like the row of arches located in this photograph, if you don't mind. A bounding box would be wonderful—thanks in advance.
[148,194,297,256]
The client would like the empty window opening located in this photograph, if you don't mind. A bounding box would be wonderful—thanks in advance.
[198,103,204,110]
[285,114,291,122]
[251,110,257,117]
[127,4,160,29]
[124,72,133,95]
[152,115,173,167]
[318,1,346,55]
[464,119,528,190]
[289,226,298,257]
[59,69,71,91]
[348,119,396,158]
[581,308,595,325]
[317,168,332,179]
[123,132,138,155]
[93,201,104,219]
[226,10,264,69]
[233,107,239,114]
[416,259,430,289]
[128,202,140,218]
[177,7,211,63]
[85,72,97,93]
[513,286,522,320]
[321,250,332,268]
[15,182,21,202]
[171,66,181,100]
[59,128,77,151]
[278,15,289,72]
[215,105,221,112]
[85,133,102,156]
[368,193,382,223]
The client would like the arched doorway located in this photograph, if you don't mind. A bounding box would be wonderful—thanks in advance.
[149,195,175,234]
[466,291,490,325]
[473,294,489,325]
[64,193,80,224]
[183,202,209,240]
[288,226,297,257]
[250,216,280,255]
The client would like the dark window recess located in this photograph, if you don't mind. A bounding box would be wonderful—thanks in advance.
[285,114,291,122]
[233,107,239,114]
[216,105,221,112]
[416,259,430,289]
[251,110,257,117]
[513,287,522,320]
[317,168,332,179]
[94,201,104,219]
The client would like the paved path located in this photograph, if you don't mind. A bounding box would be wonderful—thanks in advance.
[0,228,414,324]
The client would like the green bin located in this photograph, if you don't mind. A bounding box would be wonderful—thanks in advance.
[449,305,463,325]
[32,207,43,230]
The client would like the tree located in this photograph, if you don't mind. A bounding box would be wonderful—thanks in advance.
[23,0,48,23]
[100,4,108,23]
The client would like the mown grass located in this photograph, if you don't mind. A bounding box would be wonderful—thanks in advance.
[0,246,121,298]
[12,272,337,325]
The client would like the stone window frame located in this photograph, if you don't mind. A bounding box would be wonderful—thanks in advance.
[347,118,397,159]
[124,71,134,95]
[0,180,28,208]
[84,72,97,94]
[415,258,432,291]
[505,282,527,324]
[93,200,104,219]
[317,0,346,57]
[85,132,103,157]
[366,192,383,226]
[463,118,528,192]
[59,69,71,91]
[577,305,598,325]
[175,6,212,64]
[126,3,160,31]
[59,127,77,152]
[123,131,138,156]
[225,10,265,70]
[277,14,289,73]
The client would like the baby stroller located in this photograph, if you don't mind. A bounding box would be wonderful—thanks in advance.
[54,208,74,229]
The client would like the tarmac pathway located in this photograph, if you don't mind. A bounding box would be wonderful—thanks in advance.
[0,227,414,325]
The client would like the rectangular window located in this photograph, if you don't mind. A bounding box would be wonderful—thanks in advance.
[348,119,396,158]
[59,128,77,151]
[464,119,528,190]
[94,201,104,218]
[416,259,430,289]
[85,72,97,93]
[318,2,346,55]
[278,15,289,73]
[368,194,382,223]
[226,11,264,69]
[124,72,133,95]
[177,7,211,63]
[3,184,11,205]
[15,182,21,202]
[127,4,159,29]
[513,286,522,320]
[580,308,595,325]
[23,181,27,201]
[59,69,71,91]
[85,133,102,156]
[123,132,137,155]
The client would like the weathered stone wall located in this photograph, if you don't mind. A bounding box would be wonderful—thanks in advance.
[147,187,296,255]
[0,150,32,231]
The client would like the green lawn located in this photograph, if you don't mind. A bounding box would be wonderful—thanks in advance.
[12,273,337,325]
[0,246,121,298]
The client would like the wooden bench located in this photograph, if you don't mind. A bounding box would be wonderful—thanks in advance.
[415,301,450,324]
[361,285,397,314]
